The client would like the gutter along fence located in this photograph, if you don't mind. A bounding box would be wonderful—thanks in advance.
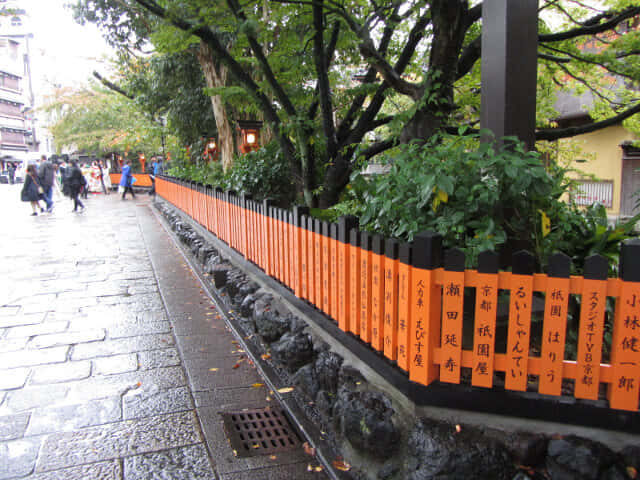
[156,176,640,415]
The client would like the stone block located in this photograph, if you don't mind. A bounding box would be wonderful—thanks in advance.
[36,411,202,472]
[93,354,139,376]
[123,385,194,420]
[27,397,122,436]
[0,412,30,441]
[0,346,69,369]
[124,444,215,480]
[31,329,106,349]
[0,367,29,390]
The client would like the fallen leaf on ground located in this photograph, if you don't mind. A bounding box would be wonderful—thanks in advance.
[333,458,351,471]
[302,442,316,456]
[261,353,271,360]
[627,466,637,479]
[277,387,294,394]
[209,368,219,372]
[232,363,241,369]
[314,466,323,472]
[252,383,264,388]
[269,455,277,460]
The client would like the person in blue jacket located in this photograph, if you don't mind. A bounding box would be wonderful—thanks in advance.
[120,160,135,200]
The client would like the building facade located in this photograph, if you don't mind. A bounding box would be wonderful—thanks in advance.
[0,1,37,168]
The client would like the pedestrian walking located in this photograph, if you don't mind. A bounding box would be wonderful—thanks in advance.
[148,156,159,196]
[20,164,44,216]
[67,161,86,213]
[7,162,15,184]
[38,155,55,212]
[120,160,136,200]
[98,161,109,194]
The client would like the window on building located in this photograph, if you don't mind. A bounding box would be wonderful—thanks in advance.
[11,17,21,27]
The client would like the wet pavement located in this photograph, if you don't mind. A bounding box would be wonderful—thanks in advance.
[0,185,326,479]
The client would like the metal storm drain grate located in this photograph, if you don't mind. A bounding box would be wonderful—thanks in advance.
[221,407,301,457]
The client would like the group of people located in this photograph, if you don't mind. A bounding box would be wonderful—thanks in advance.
[19,156,98,215]
[19,154,163,215]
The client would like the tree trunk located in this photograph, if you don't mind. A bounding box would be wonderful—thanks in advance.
[197,42,235,171]
[401,0,468,144]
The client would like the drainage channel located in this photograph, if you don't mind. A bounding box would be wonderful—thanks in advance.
[150,202,348,480]
[222,407,301,457]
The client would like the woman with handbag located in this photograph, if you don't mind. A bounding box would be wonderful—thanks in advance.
[20,164,44,216]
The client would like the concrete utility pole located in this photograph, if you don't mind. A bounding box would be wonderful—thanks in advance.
[480,0,538,151]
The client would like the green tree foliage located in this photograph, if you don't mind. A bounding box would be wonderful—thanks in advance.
[121,51,218,147]
[71,0,640,208]
[42,83,169,156]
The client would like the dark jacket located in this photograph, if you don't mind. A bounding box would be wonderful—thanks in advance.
[21,174,41,202]
[39,161,55,188]
[67,166,85,196]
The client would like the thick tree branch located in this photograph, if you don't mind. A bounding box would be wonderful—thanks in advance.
[539,6,640,42]
[313,0,337,160]
[358,139,396,161]
[336,10,397,142]
[225,0,297,116]
[93,71,135,99]
[463,3,482,31]
[539,52,571,63]
[536,101,640,141]
[456,36,481,80]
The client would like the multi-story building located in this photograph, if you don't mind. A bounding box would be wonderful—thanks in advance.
[0,1,37,170]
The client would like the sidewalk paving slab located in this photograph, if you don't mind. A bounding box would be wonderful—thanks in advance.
[0,189,328,480]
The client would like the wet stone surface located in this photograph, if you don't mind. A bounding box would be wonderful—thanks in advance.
[0,191,322,480]
[36,411,202,472]
[0,413,30,441]
[25,459,123,480]
[124,444,215,480]
[123,385,194,420]
[26,397,122,436]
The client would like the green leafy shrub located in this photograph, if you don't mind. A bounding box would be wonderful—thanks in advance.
[226,142,295,207]
[342,133,638,271]
[167,141,295,207]
[167,160,227,186]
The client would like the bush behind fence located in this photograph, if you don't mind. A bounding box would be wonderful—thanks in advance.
[156,176,640,413]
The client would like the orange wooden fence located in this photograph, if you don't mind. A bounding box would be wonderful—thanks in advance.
[109,173,153,187]
[156,176,640,412]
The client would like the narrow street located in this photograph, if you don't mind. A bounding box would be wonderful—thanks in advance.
[0,185,325,479]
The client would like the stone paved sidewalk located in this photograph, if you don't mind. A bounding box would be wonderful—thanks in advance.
[0,185,326,480]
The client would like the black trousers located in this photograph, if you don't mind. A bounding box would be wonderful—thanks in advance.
[72,193,84,211]
[122,186,135,199]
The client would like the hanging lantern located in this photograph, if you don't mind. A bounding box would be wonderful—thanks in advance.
[203,138,219,162]
[139,153,146,173]
[237,120,262,154]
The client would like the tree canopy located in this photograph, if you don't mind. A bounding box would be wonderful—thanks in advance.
[42,83,166,156]
[70,0,640,207]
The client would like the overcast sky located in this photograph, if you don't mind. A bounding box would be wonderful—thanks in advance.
[23,0,115,102]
